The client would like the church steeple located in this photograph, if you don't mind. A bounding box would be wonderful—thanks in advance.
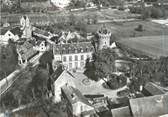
[20,15,32,38]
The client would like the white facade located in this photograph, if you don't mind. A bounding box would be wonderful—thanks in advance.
[33,41,47,52]
[53,52,92,71]
[53,70,76,103]
[0,30,19,44]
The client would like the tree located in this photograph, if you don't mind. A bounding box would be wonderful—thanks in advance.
[84,48,117,82]
[0,40,18,78]
[29,65,50,101]
[39,50,54,75]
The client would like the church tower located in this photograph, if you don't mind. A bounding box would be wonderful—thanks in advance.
[97,25,111,50]
[20,16,32,38]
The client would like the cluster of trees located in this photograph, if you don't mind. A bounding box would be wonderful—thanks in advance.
[84,48,118,81]
[67,0,124,9]
[129,57,168,90]
[129,6,166,19]
[0,50,59,117]
[1,0,21,13]
[0,40,18,80]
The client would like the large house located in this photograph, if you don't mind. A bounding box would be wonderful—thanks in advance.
[111,93,168,117]
[51,70,76,102]
[52,42,94,70]
[129,94,168,117]
[142,82,165,96]
[17,40,39,66]
[61,84,96,117]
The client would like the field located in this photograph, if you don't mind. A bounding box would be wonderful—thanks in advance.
[86,20,168,38]
[117,35,168,58]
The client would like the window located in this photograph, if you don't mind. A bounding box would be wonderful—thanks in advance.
[69,56,72,61]
[63,56,66,62]
[86,54,90,59]
[81,55,84,60]
[75,55,78,61]
[69,63,72,69]
[75,62,78,68]
[80,62,85,68]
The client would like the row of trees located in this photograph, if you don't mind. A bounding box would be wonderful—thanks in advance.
[129,57,168,88]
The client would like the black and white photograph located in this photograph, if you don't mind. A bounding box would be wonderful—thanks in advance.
[0,0,168,117]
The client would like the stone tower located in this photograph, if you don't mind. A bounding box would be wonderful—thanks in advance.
[20,15,32,38]
[97,25,111,50]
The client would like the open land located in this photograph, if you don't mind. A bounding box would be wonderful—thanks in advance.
[118,35,168,58]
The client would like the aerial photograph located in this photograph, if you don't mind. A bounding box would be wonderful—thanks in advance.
[0,0,168,117]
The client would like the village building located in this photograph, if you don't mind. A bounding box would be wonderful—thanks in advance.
[61,84,96,117]
[142,82,165,96]
[32,27,54,40]
[111,106,132,117]
[52,42,94,70]
[33,40,48,52]
[16,40,39,66]
[51,70,76,103]
[0,26,22,44]
[129,94,168,117]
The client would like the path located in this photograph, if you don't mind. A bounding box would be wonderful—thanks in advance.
[71,72,127,98]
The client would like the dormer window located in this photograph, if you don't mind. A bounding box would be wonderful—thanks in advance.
[75,48,78,53]
[80,47,83,52]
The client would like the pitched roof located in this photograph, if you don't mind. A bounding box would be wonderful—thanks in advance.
[0,28,9,35]
[17,40,39,60]
[111,106,132,117]
[61,85,92,106]
[129,94,168,117]
[143,82,165,96]
[51,69,75,81]
[33,28,50,37]
[0,26,22,35]
[53,42,94,55]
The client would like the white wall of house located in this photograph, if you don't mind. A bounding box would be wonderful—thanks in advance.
[0,31,19,44]
[53,52,92,70]
[72,101,94,117]
[33,41,47,52]
[53,71,76,103]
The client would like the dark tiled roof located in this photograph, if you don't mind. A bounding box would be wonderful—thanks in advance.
[111,106,132,117]
[53,42,94,55]
[0,26,22,35]
[33,28,50,37]
[129,94,168,117]
[17,40,38,60]
[143,82,165,96]
[10,27,22,36]
[61,85,92,106]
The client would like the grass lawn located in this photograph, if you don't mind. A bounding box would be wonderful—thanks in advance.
[117,35,168,58]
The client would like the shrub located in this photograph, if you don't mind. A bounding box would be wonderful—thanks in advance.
[135,24,143,32]
[151,7,164,18]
